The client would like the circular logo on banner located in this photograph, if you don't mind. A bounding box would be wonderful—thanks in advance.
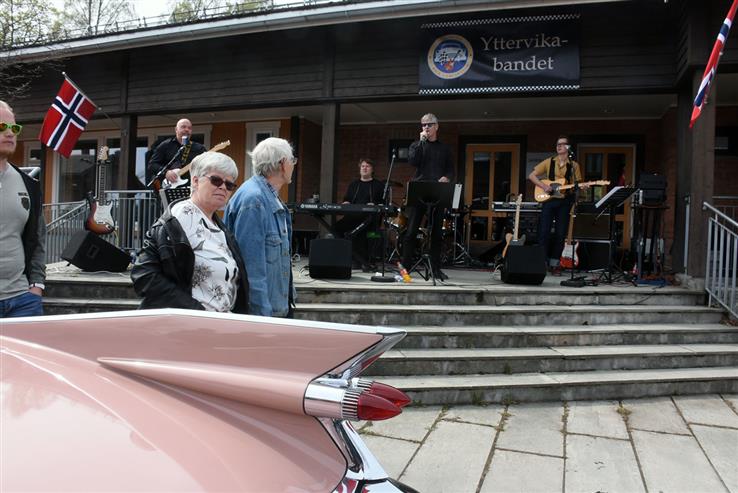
[427,34,474,79]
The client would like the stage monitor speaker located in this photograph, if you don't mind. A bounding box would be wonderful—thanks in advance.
[501,245,547,285]
[309,238,352,279]
[62,230,131,272]
[573,213,610,240]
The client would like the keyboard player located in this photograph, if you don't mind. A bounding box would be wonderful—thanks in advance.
[334,158,385,271]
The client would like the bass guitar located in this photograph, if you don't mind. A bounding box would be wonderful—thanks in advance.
[534,179,610,203]
[84,146,116,235]
[560,202,579,269]
[502,194,526,258]
[161,140,231,190]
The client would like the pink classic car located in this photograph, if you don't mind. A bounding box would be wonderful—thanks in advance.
[1,309,417,492]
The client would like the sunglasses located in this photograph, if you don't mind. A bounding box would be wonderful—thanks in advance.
[0,122,22,135]
[203,175,237,191]
[421,122,436,128]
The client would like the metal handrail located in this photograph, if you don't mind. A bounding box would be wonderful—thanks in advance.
[703,201,737,319]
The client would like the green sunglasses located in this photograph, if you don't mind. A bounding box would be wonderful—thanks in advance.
[0,122,22,135]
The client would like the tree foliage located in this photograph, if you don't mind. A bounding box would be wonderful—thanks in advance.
[169,0,228,23]
[59,0,138,36]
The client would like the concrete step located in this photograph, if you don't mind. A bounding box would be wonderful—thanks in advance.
[396,323,738,348]
[295,304,724,326]
[376,367,738,405]
[367,344,738,376]
[43,297,139,314]
[297,285,705,306]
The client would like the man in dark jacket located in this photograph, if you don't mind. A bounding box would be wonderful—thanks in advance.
[0,100,47,318]
[147,118,206,188]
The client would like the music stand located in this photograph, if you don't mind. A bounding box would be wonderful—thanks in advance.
[405,181,455,286]
[595,186,636,283]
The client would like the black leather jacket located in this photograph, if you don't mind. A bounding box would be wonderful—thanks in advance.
[131,202,249,313]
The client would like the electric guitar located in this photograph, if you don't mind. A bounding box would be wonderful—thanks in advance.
[560,202,579,269]
[162,140,231,189]
[502,194,526,258]
[84,146,116,235]
[534,179,610,202]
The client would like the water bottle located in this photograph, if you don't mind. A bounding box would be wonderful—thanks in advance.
[397,262,412,283]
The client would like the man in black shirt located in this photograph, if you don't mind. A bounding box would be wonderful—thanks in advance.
[401,113,454,281]
[335,158,384,270]
[147,118,206,188]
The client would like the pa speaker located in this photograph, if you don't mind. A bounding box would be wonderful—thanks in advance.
[309,238,352,279]
[501,245,547,285]
[577,241,611,271]
[573,213,610,240]
[62,230,130,272]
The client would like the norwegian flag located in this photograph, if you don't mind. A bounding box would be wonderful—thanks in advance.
[690,0,738,128]
[38,76,97,157]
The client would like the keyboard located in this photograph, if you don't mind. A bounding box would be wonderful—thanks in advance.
[294,203,397,215]
[491,201,541,213]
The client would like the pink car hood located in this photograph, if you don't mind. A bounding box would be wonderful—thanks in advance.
[1,309,389,492]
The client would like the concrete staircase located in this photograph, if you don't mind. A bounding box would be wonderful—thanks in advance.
[43,272,738,404]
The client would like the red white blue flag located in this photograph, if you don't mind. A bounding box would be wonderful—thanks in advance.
[690,0,738,128]
[38,76,97,157]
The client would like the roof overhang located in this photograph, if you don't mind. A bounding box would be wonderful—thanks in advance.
[5,0,628,63]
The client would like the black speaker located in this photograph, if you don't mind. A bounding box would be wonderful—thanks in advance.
[501,245,547,285]
[309,238,352,279]
[577,241,611,271]
[573,213,610,240]
[62,231,130,272]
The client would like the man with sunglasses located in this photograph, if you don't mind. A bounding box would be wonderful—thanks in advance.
[401,113,454,281]
[0,100,47,318]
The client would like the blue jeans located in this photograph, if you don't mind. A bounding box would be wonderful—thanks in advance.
[0,291,44,318]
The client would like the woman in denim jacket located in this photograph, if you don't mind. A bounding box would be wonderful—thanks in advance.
[225,137,296,317]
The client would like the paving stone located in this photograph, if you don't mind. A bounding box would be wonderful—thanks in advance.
[480,450,563,493]
[496,402,564,457]
[443,405,506,427]
[674,394,738,428]
[400,420,495,493]
[691,424,738,492]
[359,435,418,480]
[723,394,738,414]
[623,396,690,434]
[632,429,726,493]
[565,434,645,493]
[566,400,629,439]
[359,406,442,442]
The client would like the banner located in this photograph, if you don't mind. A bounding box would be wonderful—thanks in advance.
[419,14,580,95]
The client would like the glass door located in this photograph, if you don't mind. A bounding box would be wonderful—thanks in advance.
[464,144,520,248]
[578,145,635,249]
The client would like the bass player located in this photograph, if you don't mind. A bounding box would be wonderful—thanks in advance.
[528,135,588,275]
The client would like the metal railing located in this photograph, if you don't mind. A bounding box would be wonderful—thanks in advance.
[713,195,738,222]
[704,202,738,319]
[44,191,161,264]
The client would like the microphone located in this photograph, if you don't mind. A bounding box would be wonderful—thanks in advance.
[182,135,190,146]
[392,148,397,159]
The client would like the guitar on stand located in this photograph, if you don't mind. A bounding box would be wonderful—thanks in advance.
[534,179,610,202]
[84,146,116,235]
[502,194,526,258]
[560,202,579,269]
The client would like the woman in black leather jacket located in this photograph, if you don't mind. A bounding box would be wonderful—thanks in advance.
[131,151,249,313]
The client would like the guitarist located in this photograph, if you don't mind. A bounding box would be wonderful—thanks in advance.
[527,135,587,274]
[147,118,206,189]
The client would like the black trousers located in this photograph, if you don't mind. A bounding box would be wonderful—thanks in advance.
[401,204,444,271]
[538,195,575,263]
[334,214,375,266]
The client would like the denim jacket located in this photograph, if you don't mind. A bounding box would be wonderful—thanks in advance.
[224,175,293,317]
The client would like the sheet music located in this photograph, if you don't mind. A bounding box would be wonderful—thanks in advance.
[452,183,463,209]
[595,186,623,209]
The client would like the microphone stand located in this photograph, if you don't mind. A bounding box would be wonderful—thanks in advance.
[146,144,186,189]
[561,154,586,288]
[371,149,398,283]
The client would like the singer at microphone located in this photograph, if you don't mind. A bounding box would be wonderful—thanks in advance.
[146,117,206,188]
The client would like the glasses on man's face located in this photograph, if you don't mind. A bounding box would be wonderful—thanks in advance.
[421,122,436,128]
[556,142,569,147]
[0,122,22,135]
[204,175,237,191]
[284,157,298,166]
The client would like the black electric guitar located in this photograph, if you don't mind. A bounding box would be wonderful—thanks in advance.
[84,146,116,235]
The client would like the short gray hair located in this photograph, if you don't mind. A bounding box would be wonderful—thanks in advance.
[421,113,438,124]
[0,100,14,114]
[249,137,294,177]
[190,151,238,180]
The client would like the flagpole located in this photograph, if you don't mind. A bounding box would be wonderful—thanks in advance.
[61,72,120,130]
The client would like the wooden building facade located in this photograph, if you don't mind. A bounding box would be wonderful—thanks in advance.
[5,0,737,276]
